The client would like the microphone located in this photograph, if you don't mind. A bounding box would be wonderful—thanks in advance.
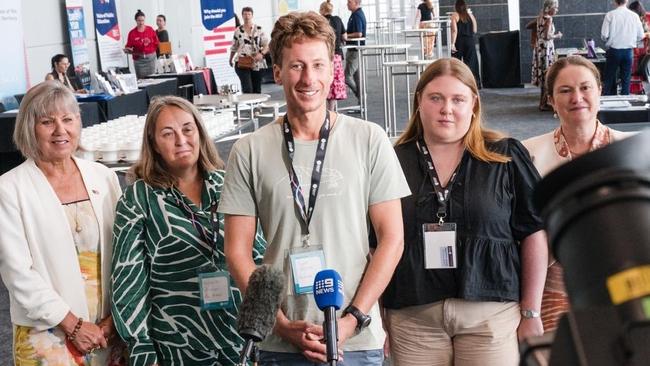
[313,269,345,366]
[237,265,285,366]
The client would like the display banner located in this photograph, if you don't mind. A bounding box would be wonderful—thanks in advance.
[66,0,91,87]
[92,0,127,71]
[0,0,28,105]
[201,0,239,90]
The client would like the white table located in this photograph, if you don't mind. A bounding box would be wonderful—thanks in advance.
[383,58,437,136]
[403,17,453,60]
[342,44,411,129]
[194,93,270,129]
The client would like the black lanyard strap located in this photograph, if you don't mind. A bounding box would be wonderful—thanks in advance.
[416,139,464,224]
[174,191,219,261]
[282,113,331,236]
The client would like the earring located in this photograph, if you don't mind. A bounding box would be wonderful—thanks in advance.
[553,112,558,119]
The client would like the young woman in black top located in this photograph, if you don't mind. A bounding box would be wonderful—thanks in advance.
[376,58,546,365]
[451,0,481,87]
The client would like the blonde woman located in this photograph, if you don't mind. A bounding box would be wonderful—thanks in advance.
[0,81,125,365]
[381,58,546,365]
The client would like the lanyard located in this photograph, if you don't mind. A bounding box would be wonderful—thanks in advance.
[174,192,219,262]
[282,113,331,243]
[416,139,465,224]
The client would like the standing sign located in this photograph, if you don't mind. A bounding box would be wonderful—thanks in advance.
[0,0,28,105]
[65,0,91,87]
[92,0,127,71]
[201,0,239,90]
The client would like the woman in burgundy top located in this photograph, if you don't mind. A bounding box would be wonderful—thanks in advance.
[124,9,159,79]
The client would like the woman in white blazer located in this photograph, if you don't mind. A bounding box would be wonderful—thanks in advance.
[523,55,634,334]
[0,81,125,364]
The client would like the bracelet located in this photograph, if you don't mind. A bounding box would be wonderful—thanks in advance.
[67,317,83,341]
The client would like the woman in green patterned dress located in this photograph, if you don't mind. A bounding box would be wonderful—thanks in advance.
[0,81,126,365]
[111,96,266,365]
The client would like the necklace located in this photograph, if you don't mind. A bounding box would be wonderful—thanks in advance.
[74,202,82,233]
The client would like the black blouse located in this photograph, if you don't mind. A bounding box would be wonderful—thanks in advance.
[326,15,346,57]
[375,138,543,309]
[418,3,433,22]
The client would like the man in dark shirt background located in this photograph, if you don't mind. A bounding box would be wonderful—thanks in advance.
[345,0,366,107]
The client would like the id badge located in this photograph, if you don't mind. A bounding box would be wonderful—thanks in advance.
[422,223,457,269]
[289,246,326,295]
[198,271,233,310]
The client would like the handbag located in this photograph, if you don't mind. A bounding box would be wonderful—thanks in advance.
[237,55,255,70]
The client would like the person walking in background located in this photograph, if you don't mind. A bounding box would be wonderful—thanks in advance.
[345,0,366,107]
[221,11,409,365]
[601,0,644,95]
[320,0,347,111]
[0,81,125,365]
[380,58,546,366]
[523,56,634,332]
[532,0,562,111]
[229,7,269,94]
[155,14,170,57]
[628,1,650,90]
[111,96,266,365]
[414,0,436,59]
[45,54,87,93]
[124,9,159,79]
[451,0,481,88]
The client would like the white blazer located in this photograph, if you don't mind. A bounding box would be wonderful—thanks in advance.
[0,158,121,330]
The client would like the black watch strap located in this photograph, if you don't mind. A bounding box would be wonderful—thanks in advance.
[343,305,371,331]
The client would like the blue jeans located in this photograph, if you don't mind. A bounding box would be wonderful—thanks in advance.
[603,47,633,95]
[259,349,383,366]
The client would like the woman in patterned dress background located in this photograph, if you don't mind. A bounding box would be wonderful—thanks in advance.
[320,0,348,111]
[0,81,125,365]
[532,0,562,111]
[111,96,266,365]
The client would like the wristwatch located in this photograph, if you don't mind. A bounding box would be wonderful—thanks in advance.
[520,309,541,319]
[343,305,372,331]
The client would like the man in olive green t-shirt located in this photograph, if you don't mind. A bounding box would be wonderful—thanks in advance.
[219,11,410,365]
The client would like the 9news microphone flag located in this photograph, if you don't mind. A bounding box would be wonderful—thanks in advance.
[314,269,344,365]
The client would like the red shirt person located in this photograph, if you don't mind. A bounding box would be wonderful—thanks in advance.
[124,9,159,78]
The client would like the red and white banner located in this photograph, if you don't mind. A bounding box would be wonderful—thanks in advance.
[201,0,239,90]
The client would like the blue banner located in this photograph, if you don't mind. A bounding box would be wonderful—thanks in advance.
[92,0,119,38]
[66,0,91,87]
[201,0,235,31]
[92,0,126,70]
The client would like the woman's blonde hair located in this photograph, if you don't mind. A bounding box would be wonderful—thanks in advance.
[396,58,510,163]
[13,81,80,161]
[320,0,334,15]
[129,96,223,188]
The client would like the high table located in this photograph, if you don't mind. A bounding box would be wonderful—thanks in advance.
[148,69,218,95]
[403,17,452,60]
[193,94,270,129]
[383,58,436,136]
[341,43,411,126]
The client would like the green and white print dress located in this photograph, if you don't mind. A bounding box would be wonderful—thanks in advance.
[111,170,266,366]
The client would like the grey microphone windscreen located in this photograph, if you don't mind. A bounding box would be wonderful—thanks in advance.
[237,265,285,342]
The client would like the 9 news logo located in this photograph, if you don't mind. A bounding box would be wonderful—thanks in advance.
[314,278,344,296]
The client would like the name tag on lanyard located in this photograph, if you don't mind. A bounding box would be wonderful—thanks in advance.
[422,223,457,269]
